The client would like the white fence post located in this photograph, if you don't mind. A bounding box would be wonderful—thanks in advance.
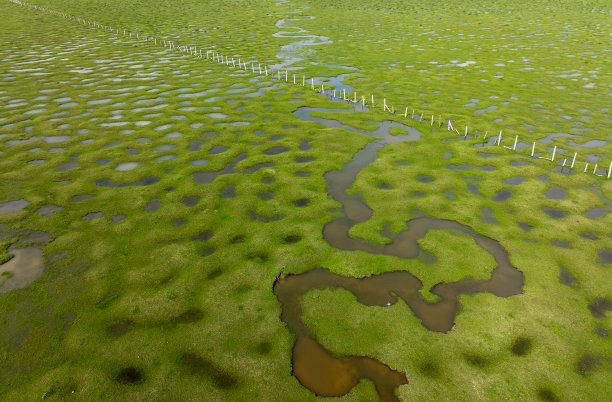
[571,152,577,168]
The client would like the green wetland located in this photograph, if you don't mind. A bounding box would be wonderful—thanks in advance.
[0,0,610,400]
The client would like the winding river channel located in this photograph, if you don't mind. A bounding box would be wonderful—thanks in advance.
[270,2,524,401]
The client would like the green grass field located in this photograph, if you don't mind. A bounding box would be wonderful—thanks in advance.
[1,0,610,400]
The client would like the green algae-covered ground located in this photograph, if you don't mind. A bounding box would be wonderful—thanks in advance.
[1,0,610,401]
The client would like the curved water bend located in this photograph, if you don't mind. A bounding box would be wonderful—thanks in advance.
[275,104,524,400]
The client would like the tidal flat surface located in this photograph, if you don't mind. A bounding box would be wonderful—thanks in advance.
[0,0,610,401]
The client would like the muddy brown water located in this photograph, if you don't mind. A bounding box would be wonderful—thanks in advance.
[0,246,44,294]
[275,105,524,401]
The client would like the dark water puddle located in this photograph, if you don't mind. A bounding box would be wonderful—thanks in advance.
[182,196,200,207]
[111,214,126,222]
[261,176,275,184]
[503,176,525,185]
[517,222,534,232]
[249,211,282,222]
[191,153,247,184]
[559,265,577,288]
[467,182,483,197]
[541,207,567,219]
[445,163,473,171]
[579,231,598,240]
[377,182,392,189]
[95,176,159,187]
[257,191,275,201]
[83,212,104,221]
[56,161,79,171]
[220,185,236,198]
[243,162,274,174]
[209,145,229,154]
[191,230,213,242]
[588,298,612,318]
[300,139,313,151]
[480,207,499,224]
[296,171,311,177]
[269,135,285,141]
[538,175,550,183]
[264,146,290,155]
[72,194,93,202]
[188,140,205,151]
[296,157,316,163]
[544,187,567,200]
[510,160,531,167]
[445,189,456,200]
[35,204,63,217]
[492,189,512,202]
[144,198,161,212]
[550,240,570,248]
[96,158,111,166]
[416,174,434,183]
[585,207,607,220]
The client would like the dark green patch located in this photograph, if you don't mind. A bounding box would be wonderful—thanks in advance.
[1,271,13,278]
[510,337,532,356]
[588,298,612,319]
[96,294,119,310]
[255,341,272,355]
[115,367,144,385]
[418,360,441,378]
[293,198,310,207]
[170,308,204,325]
[463,352,491,368]
[201,247,216,257]
[283,235,301,244]
[230,235,246,244]
[234,283,252,295]
[107,320,134,338]
[248,252,269,262]
[537,387,559,401]
[206,268,223,280]
[179,352,239,389]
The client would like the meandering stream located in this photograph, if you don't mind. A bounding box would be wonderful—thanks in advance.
[270,2,524,400]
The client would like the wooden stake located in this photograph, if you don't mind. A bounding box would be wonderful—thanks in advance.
[404,107,408,118]
[531,141,536,157]
[497,130,502,146]
[584,163,589,173]
[608,161,611,179]
[593,163,597,174]
[571,152,577,168]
